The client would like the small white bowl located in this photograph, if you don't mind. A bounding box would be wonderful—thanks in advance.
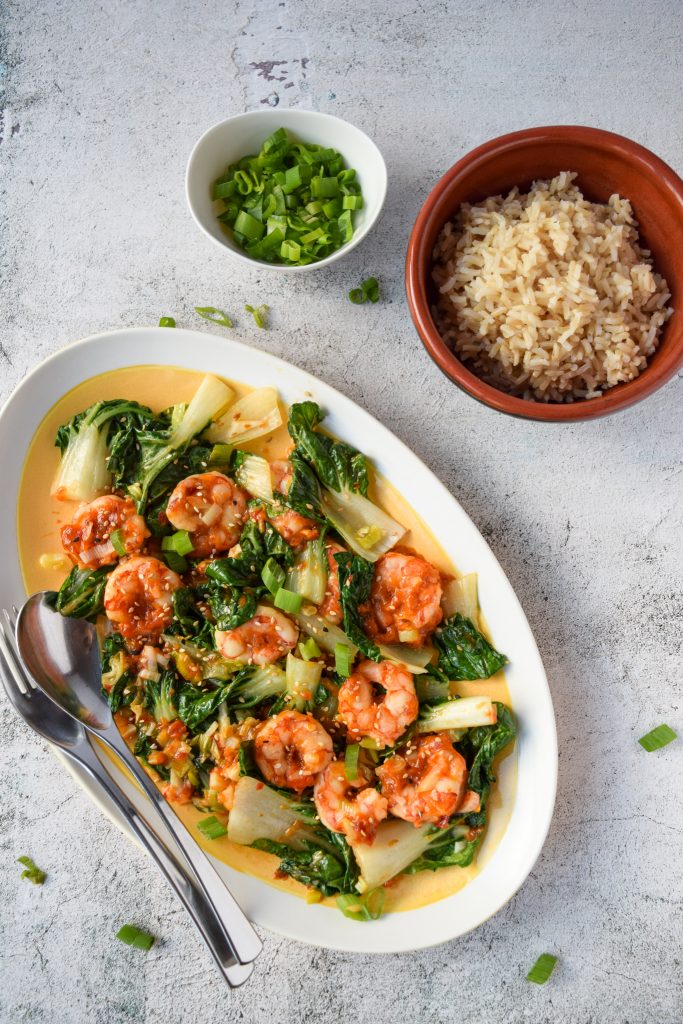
[185,109,388,273]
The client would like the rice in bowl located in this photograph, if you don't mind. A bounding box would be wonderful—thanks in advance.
[431,172,672,402]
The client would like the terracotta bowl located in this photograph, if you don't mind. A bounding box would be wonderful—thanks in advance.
[406,126,683,421]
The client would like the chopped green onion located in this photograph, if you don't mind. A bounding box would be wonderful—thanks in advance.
[274,587,303,614]
[161,530,194,557]
[194,306,233,329]
[115,924,155,951]
[109,529,127,557]
[262,557,286,596]
[162,550,188,574]
[17,855,46,885]
[526,953,558,985]
[349,277,380,305]
[638,724,677,751]
[245,303,268,329]
[336,888,385,921]
[197,815,228,840]
[335,642,354,678]
[211,128,363,266]
[158,316,176,328]
[344,743,360,782]
[298,637,322,661]
[208,443,233,469]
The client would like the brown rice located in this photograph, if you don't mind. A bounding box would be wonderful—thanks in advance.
[431,172,672,402]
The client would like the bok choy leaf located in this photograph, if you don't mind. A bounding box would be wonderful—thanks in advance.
[334,552,381,662]
[433,614,508,681]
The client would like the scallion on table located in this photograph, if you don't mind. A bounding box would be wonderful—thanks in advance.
[17,855,46,885]
[158,316,176,328]
[115,924,155,951]
[194,306,233,329]
[638,724,677,751]
[349,276,380,304]
[526,953,558,985]
[245,303,268,329]
[212,128,364,266]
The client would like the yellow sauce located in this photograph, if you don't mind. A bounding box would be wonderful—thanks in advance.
[18,365,516,914]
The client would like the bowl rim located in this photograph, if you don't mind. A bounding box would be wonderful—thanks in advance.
[406,124,683,421]
[185,108,388,274]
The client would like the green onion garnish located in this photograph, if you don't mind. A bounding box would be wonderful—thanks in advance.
[115,924,155,951]
[162,550,189,574]
[262,557,286,596]
[349,277,380,305]
[208,443,233,469]
[161,530,194,557]
[245,303,268,329]
[109,529,127,557]
[197,815,228,840]
[526,953,558,985]
[273,587,303,614]
[638,724,677,751]
[194,306,234,329]
[336,888,385,921]
[17,855,46,885]
[334,642,354,678]
[298,637,322,661]
[158,316,176,328]
[211,128,363,267]
[344,743,360,782]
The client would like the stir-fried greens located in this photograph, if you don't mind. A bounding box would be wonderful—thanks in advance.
[50,373,515,919]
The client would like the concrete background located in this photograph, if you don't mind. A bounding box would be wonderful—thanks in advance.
[1,1,681,1021]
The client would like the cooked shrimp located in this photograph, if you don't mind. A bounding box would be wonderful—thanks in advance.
[166,472,248,558]
[215,604,299,665]
[314,760,388,845]
[376,733,468,827]
[104,555,181,649]
[254,710,333,791]
[318,542,344,624]
[363,551,443,647]
[270,508,320,548]
[270,459,293,495]
[336,660,418,748]
[61,495,149,568]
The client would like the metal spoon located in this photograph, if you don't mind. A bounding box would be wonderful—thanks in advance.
[16,591,262,967]
[0,608,252,987]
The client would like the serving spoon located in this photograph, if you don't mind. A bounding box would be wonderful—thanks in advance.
[0,608,252,987]
[16,591,262,968]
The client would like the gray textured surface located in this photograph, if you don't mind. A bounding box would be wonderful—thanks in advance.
[1,1,682,1022]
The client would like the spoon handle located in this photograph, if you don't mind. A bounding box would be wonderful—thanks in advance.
[101,725,262,965]
[67,734,254,987]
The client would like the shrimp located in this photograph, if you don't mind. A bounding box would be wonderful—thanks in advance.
[363,551,443,647]
[270,459,293,495]
[254,710,333,791]
[318,542,344,624]
[61,495,150,568]
[215,604,299,665]
[376,733,469,827]
[336,660,418,748]
[104,555,181,649]
[314,760,388,845]
[166,472,248,558]
[270,508,320,548]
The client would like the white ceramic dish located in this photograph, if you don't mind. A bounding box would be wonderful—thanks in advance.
[186,109,387,272]
[2,327,557,952]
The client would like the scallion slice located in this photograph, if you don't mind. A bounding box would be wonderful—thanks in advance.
[161,530,194,557]
[344,743,360,782]
[17,855,46,885]
[116,924,155,951]
[335,642,354,678]
[336,888,385,921]
[349,277,380,304]
[638,724,677,751]
[194,306,234,329]
[298,637,322,661]
[526,953,558,985]
[211,128,364,266]
[262,557,286,597]
[197,815,228,840]
[208,443,233,469]
[274,587,303,614]
[109,529,127,557]
[158,316,176,328]
[245,303,268,329]
[162,550,189,574]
